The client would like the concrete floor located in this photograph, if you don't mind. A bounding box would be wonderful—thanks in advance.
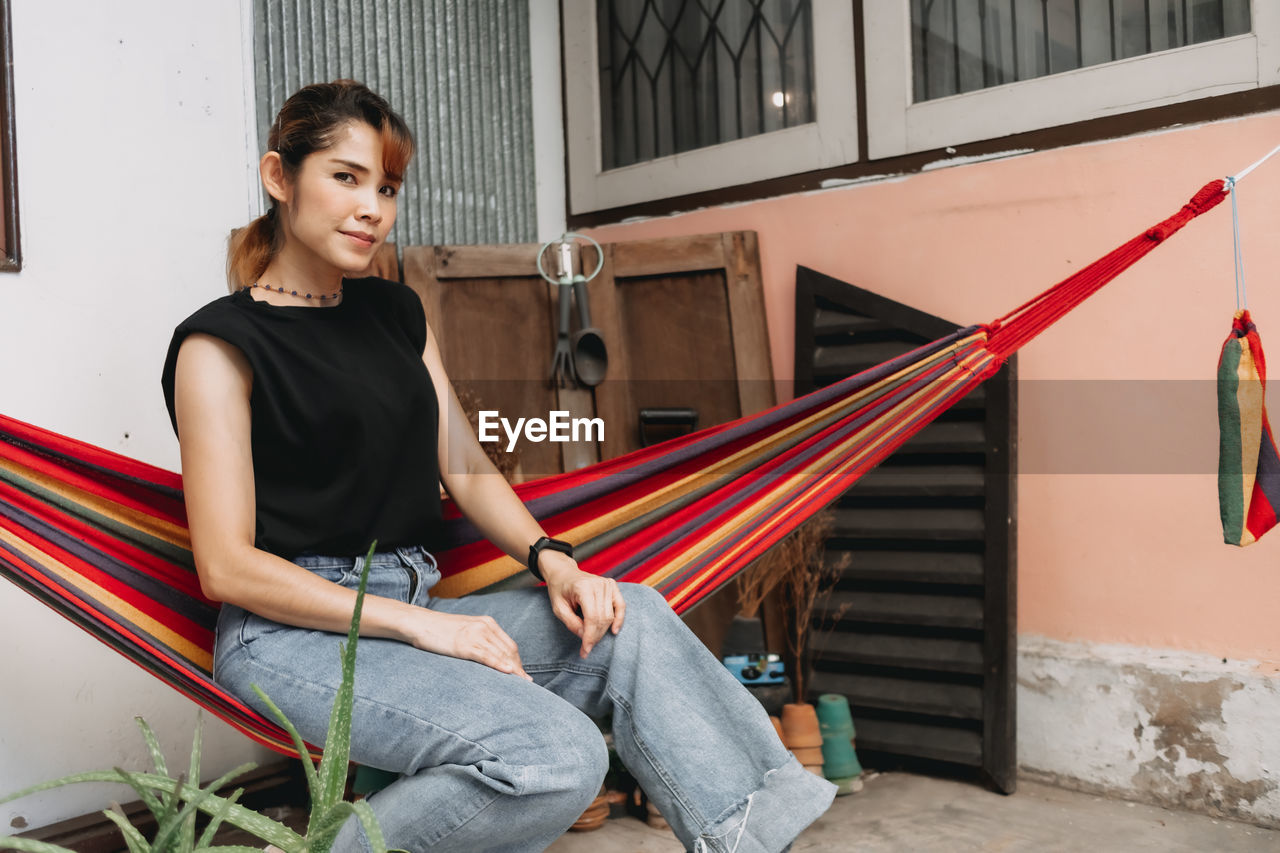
[547,771,1280,852]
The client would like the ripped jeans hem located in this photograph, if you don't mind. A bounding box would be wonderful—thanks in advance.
[688,753,838,853]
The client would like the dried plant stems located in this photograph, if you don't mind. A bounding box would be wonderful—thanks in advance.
[739,510,851,703]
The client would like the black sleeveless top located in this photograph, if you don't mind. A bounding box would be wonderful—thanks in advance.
[160,277,443,559]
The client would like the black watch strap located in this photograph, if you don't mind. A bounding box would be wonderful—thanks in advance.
[528,536,574,581]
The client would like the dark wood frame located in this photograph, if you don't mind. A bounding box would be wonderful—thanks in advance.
[794,265,1018,793]
[0,0,18,271]
[566,0,1280,229]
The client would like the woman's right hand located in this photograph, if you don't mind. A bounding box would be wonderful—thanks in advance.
[403,609,533,681]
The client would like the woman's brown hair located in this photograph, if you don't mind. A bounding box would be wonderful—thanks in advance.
[227,79,415,290]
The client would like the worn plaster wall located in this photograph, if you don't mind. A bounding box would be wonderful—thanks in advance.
[1019,637,1280,828]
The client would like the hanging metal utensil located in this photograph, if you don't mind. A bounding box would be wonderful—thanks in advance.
[536,233,607,388]
[570,243,608,387]
[545,240,575,387]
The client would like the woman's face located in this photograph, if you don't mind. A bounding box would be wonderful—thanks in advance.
[274,121,401,275]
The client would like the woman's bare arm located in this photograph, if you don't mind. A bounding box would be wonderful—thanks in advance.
[174,332,532,678]
[422,325,626,656]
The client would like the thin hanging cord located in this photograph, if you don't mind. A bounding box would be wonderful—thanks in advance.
[1226,176,1248,312]
[1229,141,1280,185]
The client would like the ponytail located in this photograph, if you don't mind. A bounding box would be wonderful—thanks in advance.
[227,206,280,291]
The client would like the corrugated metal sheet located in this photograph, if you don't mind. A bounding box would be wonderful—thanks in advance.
[253,0,536,246]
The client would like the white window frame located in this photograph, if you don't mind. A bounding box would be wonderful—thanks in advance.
[863,2,1280,160]
[562,0,859,215]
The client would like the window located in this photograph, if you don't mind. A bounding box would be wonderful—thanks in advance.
[0,0,18,271]
[911,0,1252,102]
[866,2,1278,158]
[597,0,817,170]
[565,1,1279,216]
[564,0,857,214]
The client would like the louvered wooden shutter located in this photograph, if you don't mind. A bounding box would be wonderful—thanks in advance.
[794,266,1017,793]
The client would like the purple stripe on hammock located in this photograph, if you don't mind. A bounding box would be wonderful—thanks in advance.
[0,431,185,502]
[0,496,217,630]
[606,346,993,587]
[436,328,982,550]
[0,538,216,682]
[655,361,995,593]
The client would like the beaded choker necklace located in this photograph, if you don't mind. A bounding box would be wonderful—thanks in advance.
[246,281,343,302]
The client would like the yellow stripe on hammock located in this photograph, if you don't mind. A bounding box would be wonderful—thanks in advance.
[0,456,192,550]
[433,339,982,597]
[0,526,212,672]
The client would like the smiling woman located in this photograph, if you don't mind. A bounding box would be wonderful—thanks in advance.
[160,79,835,853]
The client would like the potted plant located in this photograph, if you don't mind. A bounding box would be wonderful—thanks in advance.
[0,543,400,853]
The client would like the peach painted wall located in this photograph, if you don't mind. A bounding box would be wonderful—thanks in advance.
[584,111,1280,666]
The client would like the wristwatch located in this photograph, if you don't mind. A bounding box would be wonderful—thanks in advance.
[528,536,574,582]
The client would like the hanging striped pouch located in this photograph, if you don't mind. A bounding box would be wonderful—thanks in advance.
[1218,310,1280,545]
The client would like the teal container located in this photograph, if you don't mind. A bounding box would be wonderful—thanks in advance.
[816,694,862,779]
[820,734,862,779]
[817,693,856,738]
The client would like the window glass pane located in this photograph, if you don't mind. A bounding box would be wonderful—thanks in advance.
[911,0,1251,102]
[598,0,816,171]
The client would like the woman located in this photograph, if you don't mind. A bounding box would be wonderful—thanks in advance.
[161,80,835,853]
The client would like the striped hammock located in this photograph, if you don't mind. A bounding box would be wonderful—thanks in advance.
[0,180,1227,759]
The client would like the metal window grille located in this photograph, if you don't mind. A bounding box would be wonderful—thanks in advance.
[597,0,815,171]
[253,0,537,246]
[911,0,1252,103]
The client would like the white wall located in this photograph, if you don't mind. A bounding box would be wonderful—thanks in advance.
[0,0,273,832]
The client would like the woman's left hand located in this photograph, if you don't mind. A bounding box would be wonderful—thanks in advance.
[541,553,626,658]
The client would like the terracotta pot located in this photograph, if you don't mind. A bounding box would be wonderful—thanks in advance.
[780,702,824,748]
[790,746,825,764]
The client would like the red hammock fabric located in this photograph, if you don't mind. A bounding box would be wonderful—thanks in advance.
[0,180,1229,758]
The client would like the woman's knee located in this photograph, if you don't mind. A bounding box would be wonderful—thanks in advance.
[618,581,673,621]
[548,709,611,794]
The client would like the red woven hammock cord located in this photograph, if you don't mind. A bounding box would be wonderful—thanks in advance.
[984,180,1228,360]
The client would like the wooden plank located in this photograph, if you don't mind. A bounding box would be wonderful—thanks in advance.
[401,245,443,346]
[723,231,776,415]
[832,550,985,584]
[433,243,544,279]
[588,244,636,462]
[610,232,725,277]
[611,269,741,456]
[831,507,985,540]
[813,339,925,372]
[815,590,984,629]
[811,671,983,720]
[434,274,563,478]
[850,717,983,766]
[982,356,1019,794]
[811,631,984,674]
[896,420,989,455]
[849,465,986,497]
[812,309,889,336]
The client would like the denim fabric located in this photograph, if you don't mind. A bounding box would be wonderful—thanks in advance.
[212,545,836,852]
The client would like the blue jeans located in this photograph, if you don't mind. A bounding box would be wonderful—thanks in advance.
[212,545,837,852]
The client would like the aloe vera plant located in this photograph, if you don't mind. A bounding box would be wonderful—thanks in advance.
[0,541,399,853]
